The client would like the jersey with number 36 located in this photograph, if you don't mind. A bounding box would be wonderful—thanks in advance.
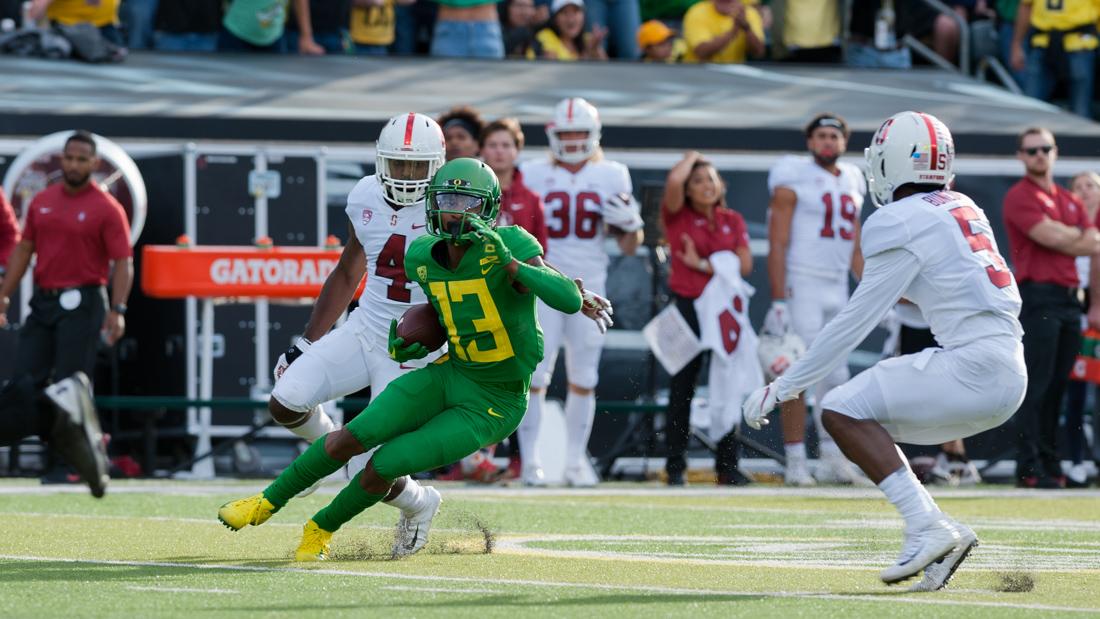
[345,175,429,339]
[519,158,632,290]
[862,190,1022,348]
[768,155,866,277]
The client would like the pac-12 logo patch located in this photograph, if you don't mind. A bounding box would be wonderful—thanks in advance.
[416,265,428,282]
[361,209,373,225]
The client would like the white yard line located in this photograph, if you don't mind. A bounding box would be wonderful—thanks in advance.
[0,554,1095,614]
[124,586,238,594]
[381,585,500,594]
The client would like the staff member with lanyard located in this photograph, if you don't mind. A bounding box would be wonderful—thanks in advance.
[1003,127,1100,489]
[0,130,133,386]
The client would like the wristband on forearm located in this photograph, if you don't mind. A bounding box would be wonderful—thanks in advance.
[514,262,583,314]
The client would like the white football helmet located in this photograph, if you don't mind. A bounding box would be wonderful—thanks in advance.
[376,113,446,206]
[546,97,601,164]
[756,331,806,381]
[865,111,955,208]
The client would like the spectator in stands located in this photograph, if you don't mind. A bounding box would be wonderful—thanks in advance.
[501,0,540,58]
[430,0,505,58]
[1064,170,1100,487]
[391,0,437,54]
[682,0,764,64]
[846,0,911,68]
[1004,127,1100,489]
[660,151,753,486]
[584,0,641,59]
[480,118,548,251]
[771,0,842,62]
[351,0,412,54]
[0,130,133,387]
[28,0,124,46]
[995,0,1025,85]
[287,0,350,53]
[119,0,157,49]
[640,0,693,24]
[536,0,608,60]
[638,19,685,62]
[0,188,17,281]
[153,0,222,51]
[219,0,322,54]
[437,106,485,161]
[1011,0,1097,118]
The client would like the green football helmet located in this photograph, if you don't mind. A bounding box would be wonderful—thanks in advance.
[425,158,502,243]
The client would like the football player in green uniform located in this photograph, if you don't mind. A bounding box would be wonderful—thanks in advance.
[217,158,593,561]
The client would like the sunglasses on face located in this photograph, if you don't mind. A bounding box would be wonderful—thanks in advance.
[1021,145,1054,156]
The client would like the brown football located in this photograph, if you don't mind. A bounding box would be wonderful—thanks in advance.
[396,303,447,351]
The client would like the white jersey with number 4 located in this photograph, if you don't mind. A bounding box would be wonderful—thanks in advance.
[345,175,429,343]
[520,157,632,291]
[768,155,866,278]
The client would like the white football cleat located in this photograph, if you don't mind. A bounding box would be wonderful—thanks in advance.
[909,522,978,592]
[522,465,547,487]
[784,455,816,487]
[880,518,962,584]
[564,466,597,488]
[392,486,442,558]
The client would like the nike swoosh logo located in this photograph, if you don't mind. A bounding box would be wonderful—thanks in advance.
[481,266,493,275]
[487,408,502,418]
[411,224,427,229]
[404,524,419,550]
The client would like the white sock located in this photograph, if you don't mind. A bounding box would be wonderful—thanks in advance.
[282,405,335,442]
[518,390,545,471]
[564,390,595,471]
[878,466,943,532]
[384,477,427,514]
[784,442,806,461]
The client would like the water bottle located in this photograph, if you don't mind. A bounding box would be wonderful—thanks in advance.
[874,0,897,51]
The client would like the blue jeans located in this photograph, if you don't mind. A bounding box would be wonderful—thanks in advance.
[120,0,158,49]
[429,19,504,58]
[845,42,911,69]
[584,0,640,59]
[153,31,219,52]
[998,21,1026,87]
[1024,45,1095,118]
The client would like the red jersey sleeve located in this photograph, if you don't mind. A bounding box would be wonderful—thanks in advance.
[102,195,133,260]
[22,195,38,244]
[730,210,749,250]
[0,189,19,266]
[1003,184,1046,235]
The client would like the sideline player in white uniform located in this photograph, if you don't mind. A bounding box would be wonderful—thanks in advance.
[265,113,446,555]
[518,97,644,486]
[744,111,1027,590]
[765,113,867,486]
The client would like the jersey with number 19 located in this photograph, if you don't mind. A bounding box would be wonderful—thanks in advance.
[767,155,866,278]
[346,175,429,342]
[405,226,545,384]
[519,158,632,291]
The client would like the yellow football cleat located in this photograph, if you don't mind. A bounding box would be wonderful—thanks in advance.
[295,520,333,562]
[217,493,276,531]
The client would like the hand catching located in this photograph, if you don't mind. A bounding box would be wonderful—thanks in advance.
[388,319,430,363]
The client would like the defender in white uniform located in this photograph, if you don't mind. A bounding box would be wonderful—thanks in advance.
[745,111,1027,591]
[266,113,447,556]
[518,97,644,486]
[765,113,867,486]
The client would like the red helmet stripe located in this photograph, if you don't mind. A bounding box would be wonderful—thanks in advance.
[403,113,415,147]
[918,113,938,171]
[567,98,574,121]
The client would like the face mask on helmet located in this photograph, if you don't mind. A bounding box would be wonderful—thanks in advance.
[547,98,601,164]
[427,192,495,243]
[376,113,446,207]
[424,158,502,243]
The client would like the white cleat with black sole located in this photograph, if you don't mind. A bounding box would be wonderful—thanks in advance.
[909,522,979,592]
[391,486,442,558]
[880,517,962,585]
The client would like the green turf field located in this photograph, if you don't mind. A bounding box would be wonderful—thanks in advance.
[0,480,1097,618]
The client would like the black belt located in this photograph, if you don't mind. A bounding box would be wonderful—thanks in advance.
[35,284,102,297]
[1018,281,1083,302]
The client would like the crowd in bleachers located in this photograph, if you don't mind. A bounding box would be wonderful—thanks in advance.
[1,1,1098,118]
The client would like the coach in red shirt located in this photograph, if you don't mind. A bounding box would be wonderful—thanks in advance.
[1003,127,1100,489]
[0,130,133,387]
[480,117,549,252]
[660,151,752,486]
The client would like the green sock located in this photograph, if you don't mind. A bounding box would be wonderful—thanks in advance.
[263,438,344,508]
[311,477,386,533]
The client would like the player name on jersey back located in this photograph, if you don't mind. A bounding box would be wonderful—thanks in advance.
[520,158,633,288]
[345,176,429,340]
[768,155,866,279]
